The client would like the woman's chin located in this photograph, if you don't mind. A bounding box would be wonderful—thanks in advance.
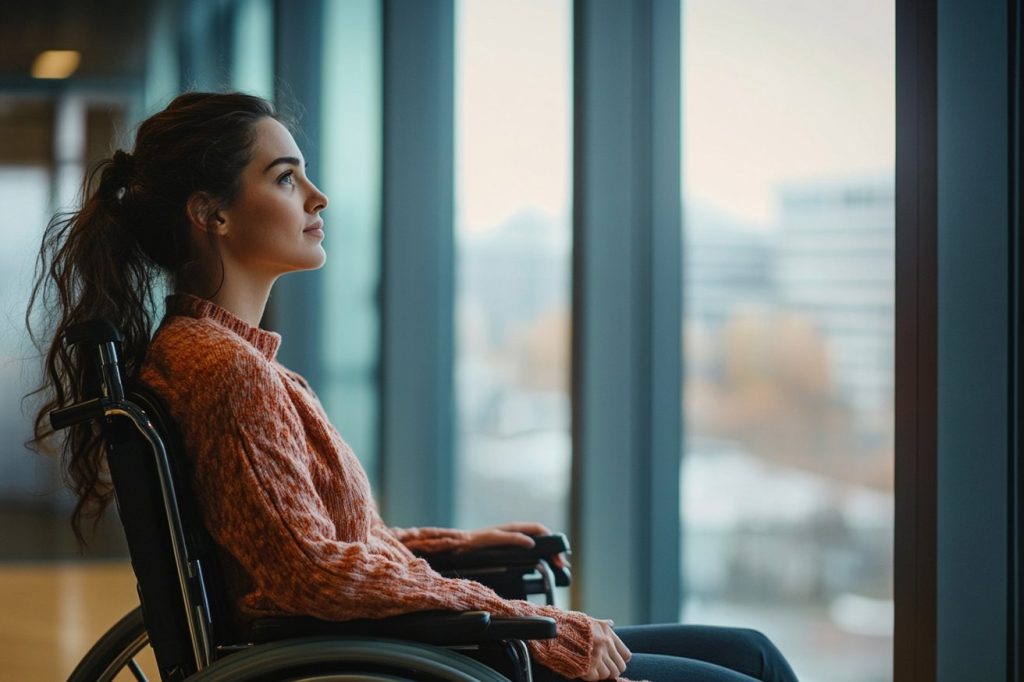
[313,246,327,268]
[302,247,327,270]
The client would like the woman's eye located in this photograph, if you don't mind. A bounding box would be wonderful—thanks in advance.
[278,171,295,186]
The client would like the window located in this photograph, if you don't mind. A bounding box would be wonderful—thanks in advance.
[318,0,383,487]
[681,2,895,680]
[453,0,572,531]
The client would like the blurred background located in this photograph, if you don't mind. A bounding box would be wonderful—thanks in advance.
[0,0,893,680]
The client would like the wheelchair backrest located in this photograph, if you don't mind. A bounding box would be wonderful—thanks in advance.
[55,320,232,681]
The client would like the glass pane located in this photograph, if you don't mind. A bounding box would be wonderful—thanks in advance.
[681,3,895,681]
[232,0,275,99]
[454,0,572,532]
[319,0,382,489]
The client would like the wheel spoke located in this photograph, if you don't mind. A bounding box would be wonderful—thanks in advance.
[128,658,149,682]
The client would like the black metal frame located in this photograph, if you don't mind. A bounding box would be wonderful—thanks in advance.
[894,0,938,679]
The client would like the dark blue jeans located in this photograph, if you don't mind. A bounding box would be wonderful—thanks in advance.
[529,624,799,682]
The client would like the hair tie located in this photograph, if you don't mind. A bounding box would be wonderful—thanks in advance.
[112,150,135,178]
[110,150,135,204]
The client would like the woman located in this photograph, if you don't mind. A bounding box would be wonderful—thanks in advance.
[30,92,797,682]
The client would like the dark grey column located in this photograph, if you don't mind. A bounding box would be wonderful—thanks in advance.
[379,0,455,527]
[934,0,1017,678]
[571,0,682,625]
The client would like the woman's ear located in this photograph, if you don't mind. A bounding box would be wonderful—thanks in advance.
[186,192,227,235]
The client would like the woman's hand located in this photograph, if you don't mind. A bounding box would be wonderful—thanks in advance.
[463,522,549,549]
[581,619,631,681]
[460,522,570,568]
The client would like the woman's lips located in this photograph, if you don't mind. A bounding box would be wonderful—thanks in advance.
[304,219,324,238]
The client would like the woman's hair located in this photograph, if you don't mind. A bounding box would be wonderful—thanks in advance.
[27,91,279,545]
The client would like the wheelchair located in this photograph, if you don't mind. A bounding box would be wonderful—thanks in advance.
[52,320,572,681]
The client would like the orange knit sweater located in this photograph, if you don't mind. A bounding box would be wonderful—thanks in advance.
[139,294,596,679]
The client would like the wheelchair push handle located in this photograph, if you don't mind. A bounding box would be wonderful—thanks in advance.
[50,397,106,431]
[49,319,129,431]
[63,319,124,346]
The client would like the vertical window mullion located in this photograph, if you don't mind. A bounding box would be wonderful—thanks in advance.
[895,0,937,678]
[935,0,1013,677]
[380,0,456,527]
[571,0,682,624]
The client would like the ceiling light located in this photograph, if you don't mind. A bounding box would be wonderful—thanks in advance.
[31,50,82,79]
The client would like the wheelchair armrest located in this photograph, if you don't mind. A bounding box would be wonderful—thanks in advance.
[249,610,490,645]
[488,615,557,640]
[247,609,556,645]
[421,534,572,588]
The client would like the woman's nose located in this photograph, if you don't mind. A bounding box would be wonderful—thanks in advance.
[307,181,328,213]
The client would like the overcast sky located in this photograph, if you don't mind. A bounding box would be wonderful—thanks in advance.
[683,0,895,227]
[455,0,894,232]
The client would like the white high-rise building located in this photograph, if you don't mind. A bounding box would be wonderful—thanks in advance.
[684,202,775,331]
[774,174,895,437]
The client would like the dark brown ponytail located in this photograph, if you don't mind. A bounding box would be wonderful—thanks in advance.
[27,92,280,545]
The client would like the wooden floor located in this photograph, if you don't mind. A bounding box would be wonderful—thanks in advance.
[0,561,157,681]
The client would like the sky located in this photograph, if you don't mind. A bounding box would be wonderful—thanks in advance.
[455,0,572,234]
[455,0,895,232]
[683,0,895,227]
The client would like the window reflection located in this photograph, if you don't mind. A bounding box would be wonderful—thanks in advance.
[681,3,895,681]
[454,0,572,532]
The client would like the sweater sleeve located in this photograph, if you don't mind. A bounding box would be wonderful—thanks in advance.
[172,339,595,679]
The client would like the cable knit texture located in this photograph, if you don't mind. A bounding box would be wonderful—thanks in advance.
[138,294,606,680]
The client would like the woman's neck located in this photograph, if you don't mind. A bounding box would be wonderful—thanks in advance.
[206,286,271,328]
[180,269,276,328]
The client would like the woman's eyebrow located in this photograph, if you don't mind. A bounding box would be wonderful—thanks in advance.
[263,156,306,172]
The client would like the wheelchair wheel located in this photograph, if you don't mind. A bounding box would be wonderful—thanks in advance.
[69,609,513,682]
[279,677,423,681]
[189,637,512,682]
[68,606,153,682]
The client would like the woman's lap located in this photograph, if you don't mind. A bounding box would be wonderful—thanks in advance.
[529,623,798,682]
[615,624,797,682]
[616,652,759,681]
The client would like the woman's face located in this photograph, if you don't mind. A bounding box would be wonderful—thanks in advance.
[216,117,329,279]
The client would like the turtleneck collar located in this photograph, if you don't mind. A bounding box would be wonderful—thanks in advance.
[165,293,281,361]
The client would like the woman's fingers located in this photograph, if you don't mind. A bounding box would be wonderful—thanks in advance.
[611,629,631,663]
[489,529,535,547]
[606,632,629,675]
[463,528,535,550]
[582,660,614,681]
[608,648,627,675]
[584,618,628,680]
[494,521,550,536]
